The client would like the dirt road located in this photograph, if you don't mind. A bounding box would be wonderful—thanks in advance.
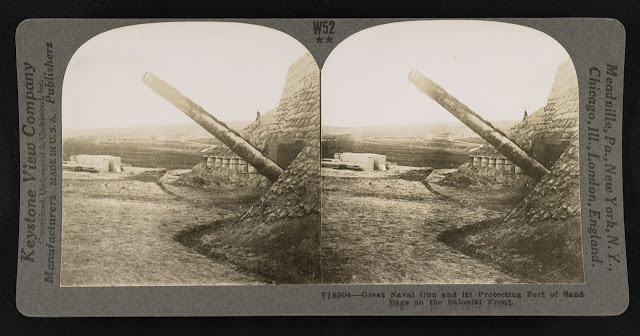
[61,169,264,286]
[321,167,523,284]
[178,137,218,153]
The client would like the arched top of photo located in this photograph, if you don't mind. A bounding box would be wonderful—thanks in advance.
[320,20,581,285]
[60,22,322,286]
[322,20,573,129]
[63,21,314,133]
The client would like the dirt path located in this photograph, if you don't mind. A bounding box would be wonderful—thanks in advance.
[179,137,218,153]
[321,167,522,284]
[61,170,264,286]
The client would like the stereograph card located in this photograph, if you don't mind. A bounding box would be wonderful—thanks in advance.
[15,18,628,316]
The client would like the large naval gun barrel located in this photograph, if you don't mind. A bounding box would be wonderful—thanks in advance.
[142,72,284,182]
[408,70,550,179]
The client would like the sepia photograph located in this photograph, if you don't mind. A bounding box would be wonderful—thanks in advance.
[12,14,632,318]
[60,20,582,288]
[61,22,320,286]
[321,20,583,284]
[12,15,632,318]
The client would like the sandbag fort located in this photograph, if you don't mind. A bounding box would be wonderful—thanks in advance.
[321,59,582,284]
[62,53,582,284]
[426,59,582,283]
[143,52,322,283]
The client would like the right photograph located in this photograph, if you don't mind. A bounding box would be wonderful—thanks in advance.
[320,20,582,284]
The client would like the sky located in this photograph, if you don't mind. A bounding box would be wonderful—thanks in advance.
[321,20,573,127]
[62,22,309,130]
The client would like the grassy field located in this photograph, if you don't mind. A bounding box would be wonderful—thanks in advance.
[63,137,210,169]
[322,137,482,169]
[66,135,481,170]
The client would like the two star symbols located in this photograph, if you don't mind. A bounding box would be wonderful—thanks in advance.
[316,35,334,43]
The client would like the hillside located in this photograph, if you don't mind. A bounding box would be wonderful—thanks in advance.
[322,120,519,139]
[180,52,322,283]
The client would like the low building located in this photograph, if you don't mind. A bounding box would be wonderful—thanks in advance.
[334,152,386,171]
[73,155,122,173]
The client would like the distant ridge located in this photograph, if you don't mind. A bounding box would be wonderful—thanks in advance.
[62,121,252,139]
[322,120,519,139]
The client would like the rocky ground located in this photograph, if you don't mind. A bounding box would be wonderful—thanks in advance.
[321,166,526,284]
[62,163,571,286]
[444,144,583,283]
[61,168,265,286]
[177,140,322,284]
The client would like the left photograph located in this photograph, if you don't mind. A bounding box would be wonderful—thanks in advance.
[61,22,320,286]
